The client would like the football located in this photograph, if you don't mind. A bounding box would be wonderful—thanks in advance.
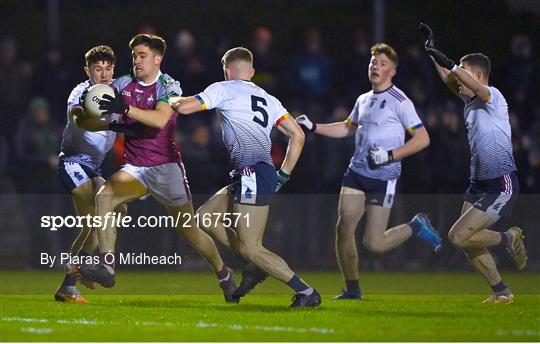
[83,84,116,117]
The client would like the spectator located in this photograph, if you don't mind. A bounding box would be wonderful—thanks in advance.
[251,26,279,95]
[31,44,74,126]
[165,30,209,95]
[287,28,332,101]
[13,97,60,194]
[0,37,32,138]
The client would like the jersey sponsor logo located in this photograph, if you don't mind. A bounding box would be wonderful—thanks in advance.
[122,90,131,97]
[244,187,253,199]
[379,100,386,109]
[147,94,154,104]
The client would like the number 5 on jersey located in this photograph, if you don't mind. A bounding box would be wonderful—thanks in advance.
[251,95,269,128]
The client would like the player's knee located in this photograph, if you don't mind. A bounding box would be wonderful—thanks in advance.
[238,244,257,262]
[336,218,356,237]
[363,238,384,254]
[447,230,465,247]
[95,185,116,208]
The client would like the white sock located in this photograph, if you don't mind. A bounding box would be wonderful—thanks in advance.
[297,287,314,296]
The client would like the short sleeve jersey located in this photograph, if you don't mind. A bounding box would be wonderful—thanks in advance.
[112,73,182,167]
[60,80,119,170]
[463,86,516,180]
[196,80,290,169]
[347,85,422,181]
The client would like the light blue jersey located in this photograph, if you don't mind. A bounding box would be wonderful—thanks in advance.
[347,85,422,181]
[463,86,516,181]
[60,80,119,170]
[196,80,290,169]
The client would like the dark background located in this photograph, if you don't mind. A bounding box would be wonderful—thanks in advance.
[0,0,538,271]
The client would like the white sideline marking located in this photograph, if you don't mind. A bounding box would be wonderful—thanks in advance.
[3,317,48,323]
[3,317,335,335]
[20,327,53,334]
[196,321,334,334]
[497,329,540,338]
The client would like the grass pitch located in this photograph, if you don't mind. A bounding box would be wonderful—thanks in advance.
[1,270,539,341]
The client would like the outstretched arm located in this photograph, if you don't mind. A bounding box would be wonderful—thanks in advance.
[419,22,489,102]
[296,114,356,138]
[168,96,204,115]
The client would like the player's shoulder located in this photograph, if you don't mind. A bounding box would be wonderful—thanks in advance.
[384,85,410,104]
[487,85,506,103]
[113,74,135,89]
[158,73,182,96]
[67,80,90,102]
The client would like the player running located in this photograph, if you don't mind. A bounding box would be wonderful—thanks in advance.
[169,47,321,308]
[54,45,127,304]
[77,34,237,302]
[419,23,527,303]
[296,43,441,300]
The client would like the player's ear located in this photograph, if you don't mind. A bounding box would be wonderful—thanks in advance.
[249,67,255,79]
[155,54,163,66]
[84,66,90,78]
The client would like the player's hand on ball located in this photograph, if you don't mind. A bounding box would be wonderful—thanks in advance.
[295,114,316,132]
[275,169,291,192]
[418,23,435,49]
[99,88,130,116]
[368,145,394,168]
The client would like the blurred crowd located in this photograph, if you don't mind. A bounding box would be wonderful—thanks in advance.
[1,26,539,197]
[1,25,539,270]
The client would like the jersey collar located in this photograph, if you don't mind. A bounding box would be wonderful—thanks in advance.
[372,84,394,94]
[138,71,162,86]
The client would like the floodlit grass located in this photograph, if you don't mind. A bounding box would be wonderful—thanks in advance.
[1,271,539,341]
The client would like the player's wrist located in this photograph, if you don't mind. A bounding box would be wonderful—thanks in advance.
[388,150,394,162]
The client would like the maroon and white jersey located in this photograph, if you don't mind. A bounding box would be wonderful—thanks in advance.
[112,72,182,167]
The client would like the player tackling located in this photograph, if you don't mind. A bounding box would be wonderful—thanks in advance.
[169,47,321,308]
[419,23,527,303]
[76,34,238,302]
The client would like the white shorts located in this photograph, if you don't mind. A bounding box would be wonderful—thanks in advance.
[121,162,191,207]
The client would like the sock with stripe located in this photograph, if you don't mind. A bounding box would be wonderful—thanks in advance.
[287,274,313,295]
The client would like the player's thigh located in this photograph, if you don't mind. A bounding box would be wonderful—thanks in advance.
[448,206,495,245]
[337,186,366,228]
[234,203,269,248]
[461,201,474,216]
[98,171,147,206]
[363,204,391,243]
[197,186,232,216]
[71,179,95,210]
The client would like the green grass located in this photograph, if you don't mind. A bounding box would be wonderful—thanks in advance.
[1,271,539,341]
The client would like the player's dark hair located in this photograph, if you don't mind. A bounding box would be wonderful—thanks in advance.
[129,34,166,56]
[221,47,253,66]
[371,43,399,66]
[85,45,116,67]
[460,53,491,80]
